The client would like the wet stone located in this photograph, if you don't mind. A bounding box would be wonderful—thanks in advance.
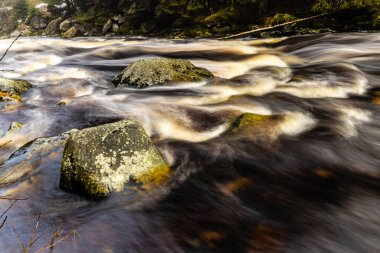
[60,120,169,199]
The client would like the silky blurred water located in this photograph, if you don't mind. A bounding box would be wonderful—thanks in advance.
[0,33,378,252]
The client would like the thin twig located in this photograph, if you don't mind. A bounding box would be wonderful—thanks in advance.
[0,32,22,62]
[0,216,7,229]
[218,12,335,40]
[34,230,76,253]
[0,199,17,220]
[13,225,26,253]
[25,214,41,253]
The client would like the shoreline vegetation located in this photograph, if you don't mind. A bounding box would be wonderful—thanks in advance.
[1,0,380,39]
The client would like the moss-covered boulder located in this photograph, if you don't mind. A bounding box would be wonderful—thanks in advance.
[112,58,214,88]
[60,120,169,199]
[0,78,32,102]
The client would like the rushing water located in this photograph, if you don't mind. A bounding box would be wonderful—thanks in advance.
[0,33,379,252]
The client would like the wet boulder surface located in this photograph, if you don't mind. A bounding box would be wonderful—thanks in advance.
[112,58,214,88]
[60,120,169,199]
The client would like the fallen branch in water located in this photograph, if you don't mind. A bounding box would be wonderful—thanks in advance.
[0,32,22,62]
[218,12,335,40]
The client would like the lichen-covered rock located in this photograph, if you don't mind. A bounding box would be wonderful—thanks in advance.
[0,78,32,102]
[112,58,214,88]
[45,17,63,35]
[60,120,169,199]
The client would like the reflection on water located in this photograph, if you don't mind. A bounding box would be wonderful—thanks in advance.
[0,33,379,252]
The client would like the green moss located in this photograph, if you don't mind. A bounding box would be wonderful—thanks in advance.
[265,13,297,26]
[203,7,239,25]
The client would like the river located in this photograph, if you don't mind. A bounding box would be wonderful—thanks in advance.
[0,33,379,252]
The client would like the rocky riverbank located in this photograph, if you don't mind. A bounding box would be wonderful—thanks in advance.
[2,1,378,39]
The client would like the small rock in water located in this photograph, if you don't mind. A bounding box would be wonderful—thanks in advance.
[0,122,23,139]
[7,122,23,133]
[0,78,32,102]
[112,58,214,88]
[60,120,169,199]
[223,113,287,141]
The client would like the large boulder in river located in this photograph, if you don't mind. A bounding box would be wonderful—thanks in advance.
[112,58,214,88]
[0,78,32,102]
[60,120,169,199]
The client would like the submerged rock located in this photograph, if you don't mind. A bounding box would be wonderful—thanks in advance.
[60,120,169,199]
[0,78,32,102]
[222,112,315,142]
[8,130,74,163]
[112,58,214,88]
[223,113,285,137]
[1,130,76,184]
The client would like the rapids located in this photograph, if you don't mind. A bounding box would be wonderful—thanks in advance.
[0,33,379,252]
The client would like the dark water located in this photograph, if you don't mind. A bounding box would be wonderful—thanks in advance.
[0,33,379,252]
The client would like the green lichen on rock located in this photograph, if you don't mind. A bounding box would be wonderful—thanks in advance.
[0,78,32,102]
[112,58,214,88]
[60,120,169,199]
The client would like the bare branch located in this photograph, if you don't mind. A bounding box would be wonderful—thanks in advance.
[218,12,335,40]
[0,33,22,62]
[0,216,7,229]
[0,199,17,220]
